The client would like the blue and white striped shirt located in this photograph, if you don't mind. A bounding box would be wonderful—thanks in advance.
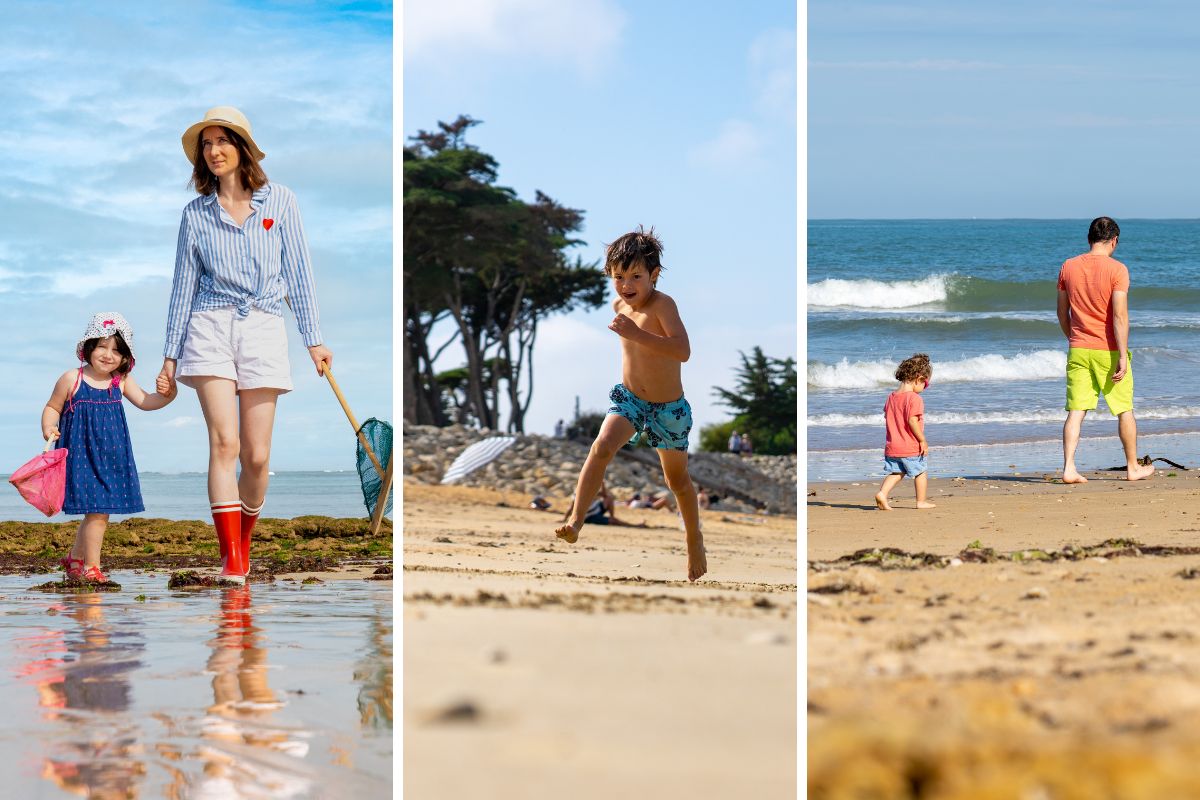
[163,182,323,359]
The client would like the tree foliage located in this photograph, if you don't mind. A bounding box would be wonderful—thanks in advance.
[403,116,607,431]
[706,347,797,455]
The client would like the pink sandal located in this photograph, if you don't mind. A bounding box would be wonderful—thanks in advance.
[81,566,109,583]
[58,556,85,580]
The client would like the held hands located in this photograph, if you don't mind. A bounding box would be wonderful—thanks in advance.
[308,344,333,376]
[157,359,177,398]
[609,313,642,341]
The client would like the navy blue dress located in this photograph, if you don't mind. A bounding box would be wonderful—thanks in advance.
[57,370,144,515]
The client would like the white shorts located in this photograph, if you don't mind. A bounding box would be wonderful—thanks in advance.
[177,307,293,393]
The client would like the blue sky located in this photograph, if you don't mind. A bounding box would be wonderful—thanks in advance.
[0,0,391,472]
[810,1,1200,218]
[404,0,797,444]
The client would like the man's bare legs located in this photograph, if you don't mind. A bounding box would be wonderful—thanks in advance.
[1118,410,1155,481]
[914,472,937,509]
[556,415,635,543]
[658,448,707,582]
[1062,409,1089,484]
[875,473,903,510]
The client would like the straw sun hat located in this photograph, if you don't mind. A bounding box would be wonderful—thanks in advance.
[180,106,266,164]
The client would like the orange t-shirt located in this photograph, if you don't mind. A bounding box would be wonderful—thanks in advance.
[1057,253,1130,351]
[884,390,924,457]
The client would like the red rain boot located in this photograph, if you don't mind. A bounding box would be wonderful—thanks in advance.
[212,503,245,584]
[239,501,262,577]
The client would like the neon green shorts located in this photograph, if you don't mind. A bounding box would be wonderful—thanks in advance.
[1065,348,1134,415]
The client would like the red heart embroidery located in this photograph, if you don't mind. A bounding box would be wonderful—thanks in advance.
[263,218,274,230]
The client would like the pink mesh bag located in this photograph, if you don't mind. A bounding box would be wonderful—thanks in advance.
[9,443,68,517]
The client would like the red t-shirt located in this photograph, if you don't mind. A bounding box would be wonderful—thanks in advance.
[884,390,924,457]
[1057,253,1130,351]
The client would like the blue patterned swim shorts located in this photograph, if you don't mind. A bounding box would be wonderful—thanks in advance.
[607,384,692,451]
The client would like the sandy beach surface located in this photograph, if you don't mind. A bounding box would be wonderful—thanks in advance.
[403,483,797,799]
[808,470,1200,799]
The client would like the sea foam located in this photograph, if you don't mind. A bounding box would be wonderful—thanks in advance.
[807,274,952,309]
[807,350,1066,389]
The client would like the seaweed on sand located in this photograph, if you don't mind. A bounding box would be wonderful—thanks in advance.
[30,576,121,593]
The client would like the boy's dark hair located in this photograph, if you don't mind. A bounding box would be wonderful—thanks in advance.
[1087,216,1120,244]
[189,125,269,196]
[81,332,134,376]
[604,225,665,282]
[895,353,932,384]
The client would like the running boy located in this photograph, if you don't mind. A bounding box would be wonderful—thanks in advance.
[875,353,936,511]
[554,226,707,581]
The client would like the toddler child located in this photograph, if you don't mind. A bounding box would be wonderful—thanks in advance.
[875,353,936,511]
[41,313,177,582]
[554,226,706,581]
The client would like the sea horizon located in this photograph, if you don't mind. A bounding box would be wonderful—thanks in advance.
[1,470,389,523]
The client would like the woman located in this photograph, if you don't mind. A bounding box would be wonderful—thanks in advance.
[159,106,332,584]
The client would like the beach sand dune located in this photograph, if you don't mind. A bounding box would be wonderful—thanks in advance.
[404,483,797,799]
[809,473,1200,798]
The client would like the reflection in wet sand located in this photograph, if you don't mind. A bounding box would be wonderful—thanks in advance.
[355,599,393,731]
[14,592,146,798]
[186,587,314,799]
[5,576,393,798]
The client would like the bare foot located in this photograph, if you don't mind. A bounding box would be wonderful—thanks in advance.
[555,521,581,544]
[687,537,707,582]
[1126,463,1156,481]
[874,493,892,511]
[916,501,938,509]
[1062,471,1088,484]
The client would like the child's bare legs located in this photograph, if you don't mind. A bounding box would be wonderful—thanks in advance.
[556,415,635,543]
[1062,409,1089,484]
[658,449,707,581]
[914,472,937,509]
[875,474,902,510]
[70,513,109,568]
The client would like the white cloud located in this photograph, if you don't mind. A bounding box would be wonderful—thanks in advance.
[163,416,201,428]
[687,120,764,170]
[749,28,796,123]
[404,0,626,74]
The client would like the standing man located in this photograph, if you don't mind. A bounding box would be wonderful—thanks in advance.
[1057,216,1155,484]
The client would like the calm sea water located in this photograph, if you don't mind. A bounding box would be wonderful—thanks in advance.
[0,471,389,523]
[808,219,1200,481]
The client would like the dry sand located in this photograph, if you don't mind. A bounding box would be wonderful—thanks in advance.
[808,470,1200,799]
[403,483,797,799]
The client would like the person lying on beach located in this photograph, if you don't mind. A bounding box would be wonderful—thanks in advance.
[561,483,646,528]
[875,353,936,511]
[1057,216,1155,483]
[553,226,707,581]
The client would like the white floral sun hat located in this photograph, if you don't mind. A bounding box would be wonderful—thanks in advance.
[76,312,135,364]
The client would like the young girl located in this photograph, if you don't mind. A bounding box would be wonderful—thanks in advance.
[41,313,176,582]
[875,353,936,511]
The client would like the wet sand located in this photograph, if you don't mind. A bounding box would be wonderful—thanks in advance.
[808,471,1200,799]
[403,483,797,799]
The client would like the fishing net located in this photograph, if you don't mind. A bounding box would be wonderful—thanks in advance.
[9,447,68,517]
[356,418,393,519]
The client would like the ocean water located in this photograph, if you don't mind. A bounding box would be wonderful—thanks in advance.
[0,471,389,523]
[808,219,1200,481]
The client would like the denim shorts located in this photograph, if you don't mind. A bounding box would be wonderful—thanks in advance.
[607,384,692,451]
[883,454,927,477]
